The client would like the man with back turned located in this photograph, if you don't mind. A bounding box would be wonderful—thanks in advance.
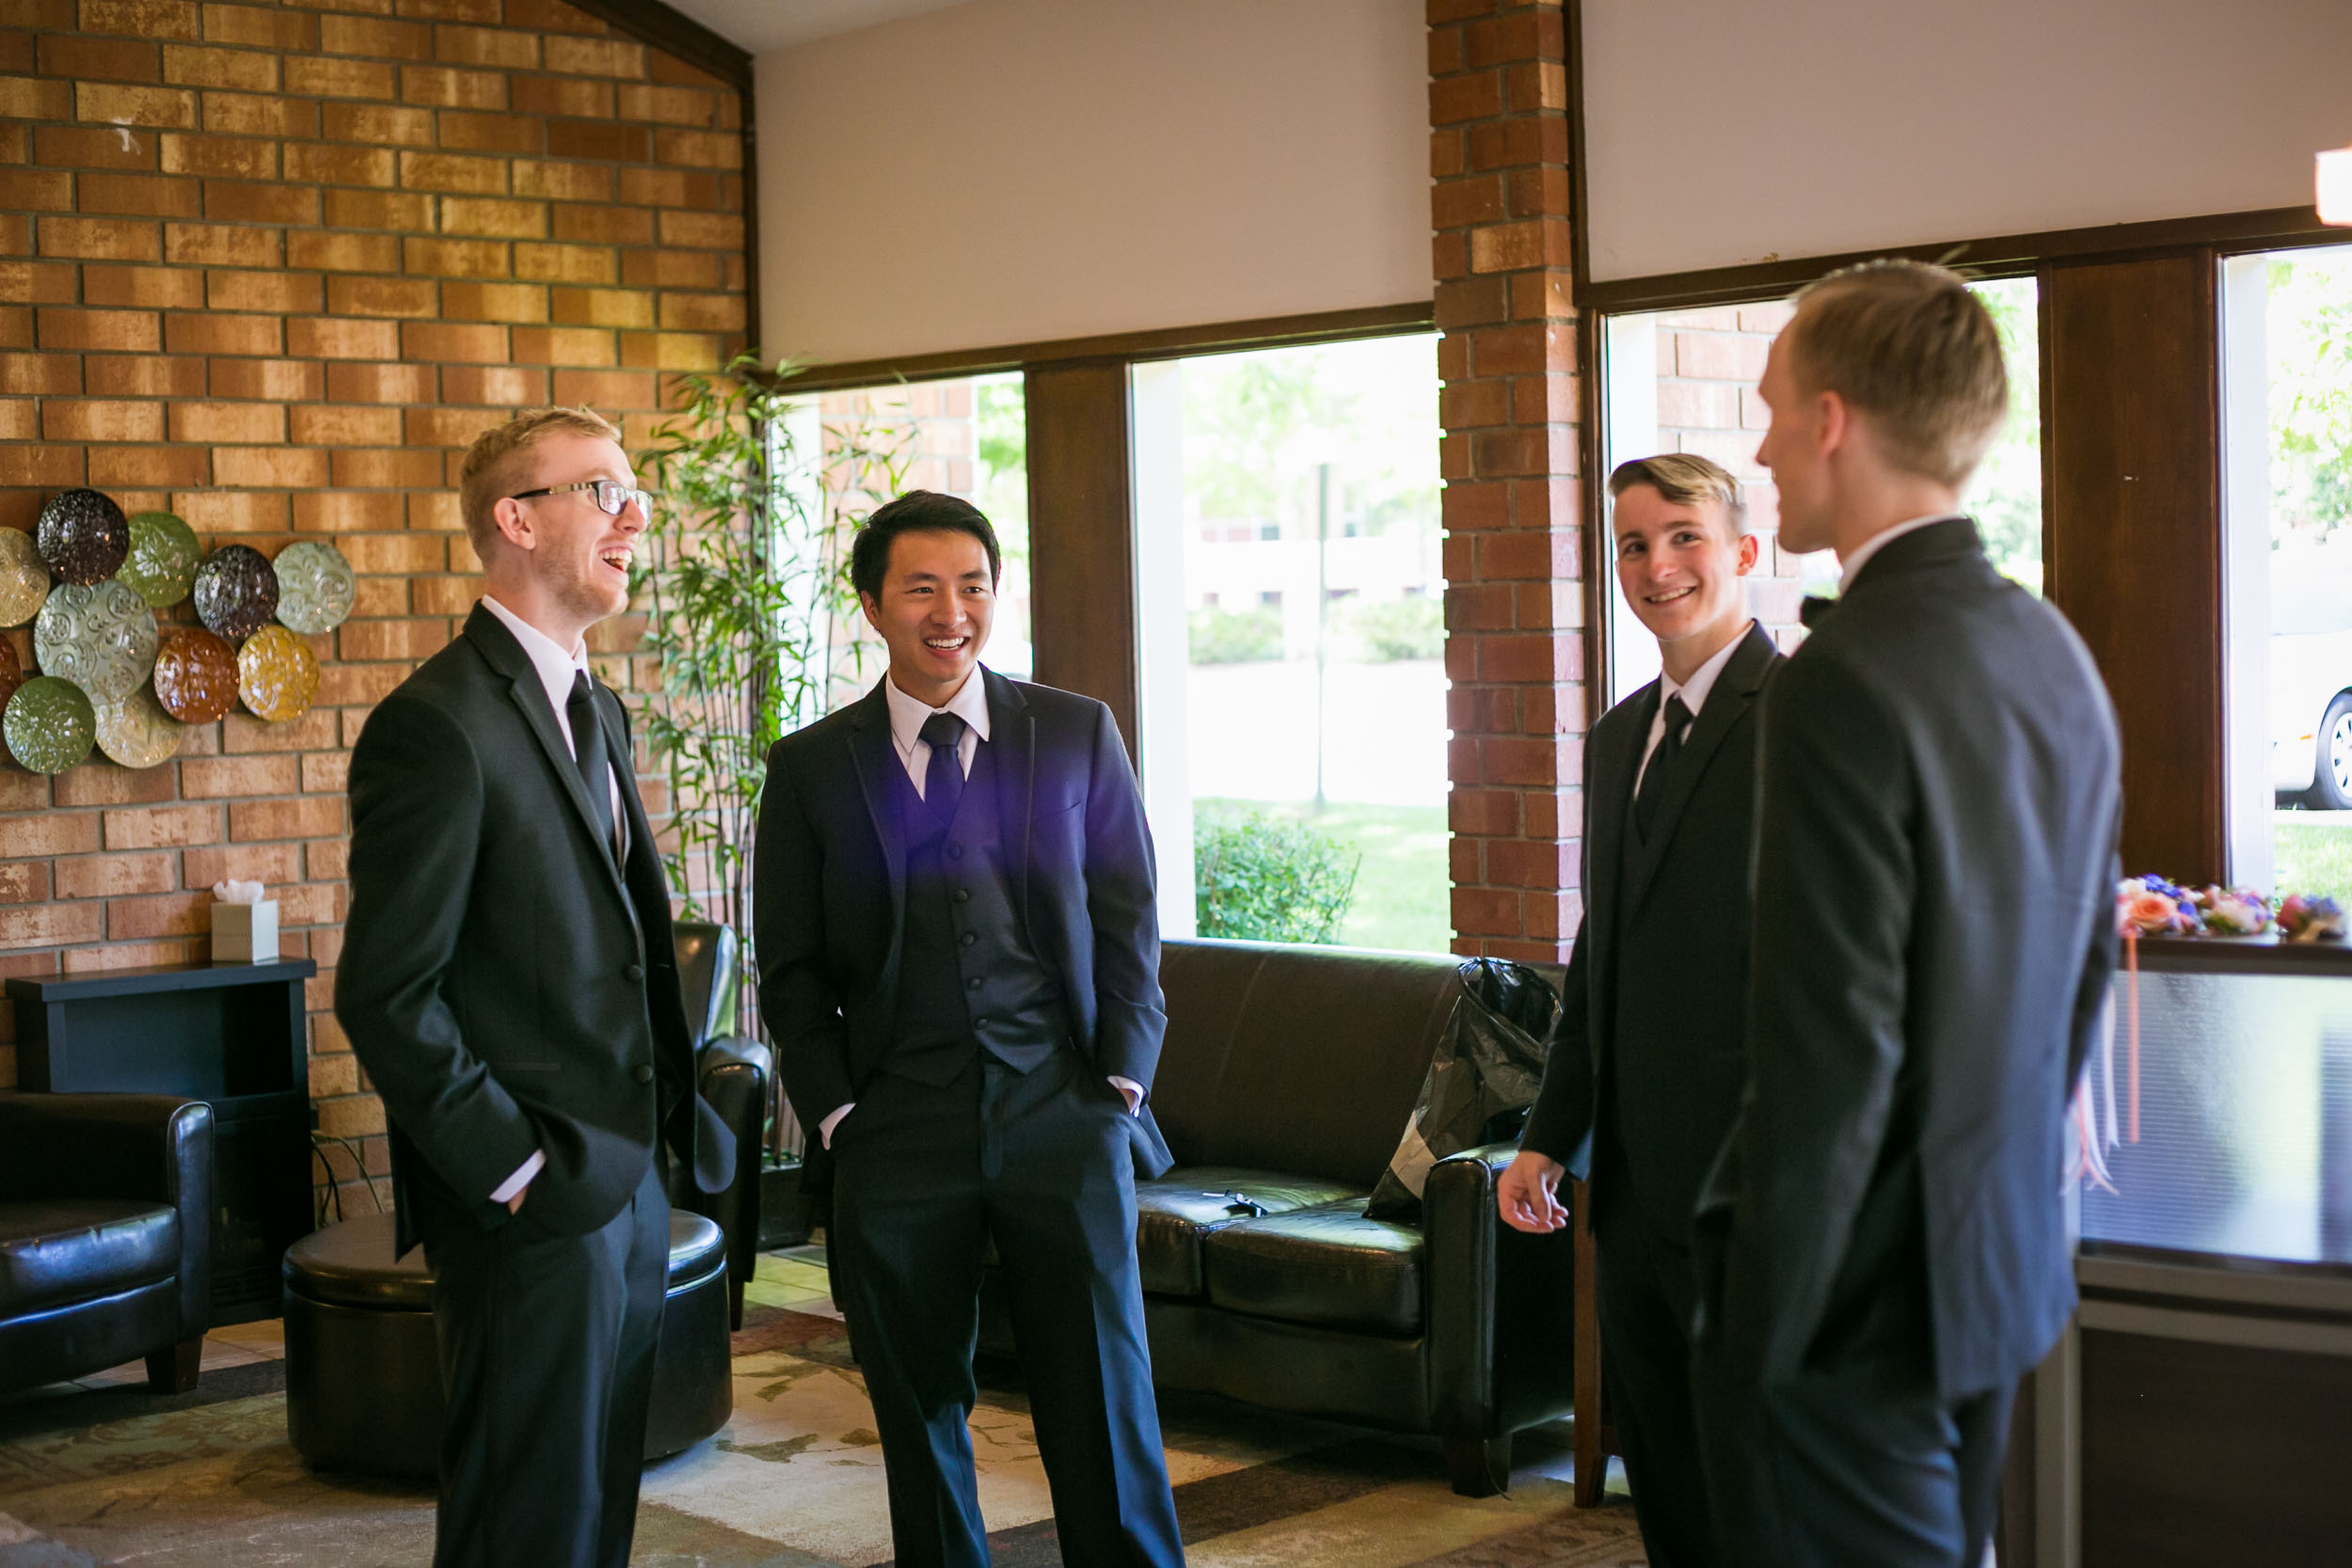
[1692,261,2122,1567]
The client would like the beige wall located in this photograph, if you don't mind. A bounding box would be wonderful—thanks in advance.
[1582,0,2352,281]
[754,0,1430,367]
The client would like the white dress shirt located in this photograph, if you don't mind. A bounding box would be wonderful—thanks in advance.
[1836,512,1965,595]
[1633,620,1753,795]
[821,670,1140,1148]
[477,594,629,1206]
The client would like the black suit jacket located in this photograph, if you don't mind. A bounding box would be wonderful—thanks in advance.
[1522,622,1781,1242]
[1697,519,2122,1399]
[338,606,733,1255]
[755,670,1173,1177]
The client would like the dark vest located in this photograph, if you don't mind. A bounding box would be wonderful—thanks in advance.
[885,740,1071,1084]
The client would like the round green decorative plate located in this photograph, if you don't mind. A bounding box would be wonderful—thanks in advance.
[236,624,319,722]
[95,686,185,769]
[120,512,201,609]
[5,674,95,773]
[0,529,48,628]
[34,579,160,705]
[272,540,357,635]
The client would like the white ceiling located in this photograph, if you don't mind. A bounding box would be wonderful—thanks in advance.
[663,0,978,54]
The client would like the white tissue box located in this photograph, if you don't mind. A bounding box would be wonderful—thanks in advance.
[212,900,278,964]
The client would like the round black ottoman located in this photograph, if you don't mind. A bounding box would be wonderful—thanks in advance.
[281,1208,733,1477]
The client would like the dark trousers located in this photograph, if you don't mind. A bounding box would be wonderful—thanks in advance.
[830,1047,1184,1568]
[421,1160,669,1568]
[1595,1212,1718,1568]
[1693,1291,2014,1568]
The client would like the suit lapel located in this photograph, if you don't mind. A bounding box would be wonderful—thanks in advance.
[845,681,907,939]
[465,607,633,913]
[1623,623,1778,917]
[984,670,1035,915]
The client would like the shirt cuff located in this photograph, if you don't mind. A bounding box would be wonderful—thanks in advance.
[818,1102,854,1148]
[488,1148,544,1205]
[1107,1075,1144,1116]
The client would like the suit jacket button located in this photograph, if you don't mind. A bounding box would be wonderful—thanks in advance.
[633,1064,655,1085]
[946,844,963,860]
[951,889,970,903]
[960,931,977,946]
[966,976,982,990]
[625,963,644,981]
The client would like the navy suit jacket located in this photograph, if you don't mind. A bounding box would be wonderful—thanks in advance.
[755,669,1173,1178]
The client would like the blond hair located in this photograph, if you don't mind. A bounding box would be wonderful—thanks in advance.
[457,406,624,559]
[1784,260,2008,487]
[1608,452,1748,537]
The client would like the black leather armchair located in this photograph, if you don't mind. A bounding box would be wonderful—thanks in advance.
[665,919,771,1328]
[0,1092,215,1396]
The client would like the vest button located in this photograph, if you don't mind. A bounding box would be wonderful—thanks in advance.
[966,976,982,990]
[951,889,970,904]
[632,1064,655,1084]
[960,931,977,946]
[974,1016,992,1028]
[625,963,644,982]
[946,845,963,860]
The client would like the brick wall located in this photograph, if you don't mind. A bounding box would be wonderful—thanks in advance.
[0,0,746,1216]
[1427,0,1580,964]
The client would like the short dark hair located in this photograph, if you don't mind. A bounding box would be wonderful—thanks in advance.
[850,490,1002,601]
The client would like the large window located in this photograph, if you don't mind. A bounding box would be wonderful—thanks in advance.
[1132,335,1448,952]
[1596,279,2043,705]
[2222,243,2352,902]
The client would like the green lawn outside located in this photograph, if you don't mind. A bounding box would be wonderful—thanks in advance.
[1197,797,1452,955]
[2274,814,2352,903]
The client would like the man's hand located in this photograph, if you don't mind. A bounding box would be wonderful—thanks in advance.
[506,1182,530,1215]
[1497,1149,1570,1234]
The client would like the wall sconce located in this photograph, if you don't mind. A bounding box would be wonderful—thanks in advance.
[2320,146,2352,226]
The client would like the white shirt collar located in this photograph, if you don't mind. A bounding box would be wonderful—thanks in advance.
[1836,513,1965,595]
[481,594,590,748]
[883,668,993,759]
[1660,620,1752,720]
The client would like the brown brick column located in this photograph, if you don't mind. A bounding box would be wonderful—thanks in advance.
[1430,0,1581,963]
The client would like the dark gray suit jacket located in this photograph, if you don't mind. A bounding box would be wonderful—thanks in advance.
[1696,519,2122,1399]
[338,605,733,1255]
[754,669,1173,1177]
[1522,622,1781,1242]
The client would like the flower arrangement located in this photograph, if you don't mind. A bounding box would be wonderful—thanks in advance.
[2114,875,2341,942]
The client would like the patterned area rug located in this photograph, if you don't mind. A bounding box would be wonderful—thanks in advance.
[0,1252,1646,1568]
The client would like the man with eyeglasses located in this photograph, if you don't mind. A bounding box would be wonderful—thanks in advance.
[339,406,734,1568]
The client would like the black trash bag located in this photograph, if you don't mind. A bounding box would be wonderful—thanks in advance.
[1364,957,1563,1221]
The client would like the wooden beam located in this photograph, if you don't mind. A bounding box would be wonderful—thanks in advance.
[1024,361,1140,762]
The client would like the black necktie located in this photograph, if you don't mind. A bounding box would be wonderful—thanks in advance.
[567,671,617,863]
[1633,694,1692,840]
[920,712,967,825]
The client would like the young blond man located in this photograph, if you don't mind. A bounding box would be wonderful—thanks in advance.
[1691,262,2122,1568]
[1500,451,1780,1567]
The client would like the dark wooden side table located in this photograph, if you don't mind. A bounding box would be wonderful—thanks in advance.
[7,959,319,1325]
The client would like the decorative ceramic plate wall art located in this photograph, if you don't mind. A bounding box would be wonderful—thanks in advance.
[236,625,319,723]
[192,544,279,641]
[0,529,48,626]
[272,541,356,636]
[95,688,185,768]
[119,512,201,609]
[151,627,240,725]
[5,674,96,773]
[34,579,160,705]
[35,489,129,587]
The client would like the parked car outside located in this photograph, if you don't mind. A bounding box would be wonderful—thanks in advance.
[2271,561,2352,810]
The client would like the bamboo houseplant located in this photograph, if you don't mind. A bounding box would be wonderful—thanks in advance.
[632,355,911,1164]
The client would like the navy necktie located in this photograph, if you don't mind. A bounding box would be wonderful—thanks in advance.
[920,712,967,825]
[1633,694,1692,840]
[567,671,617,863]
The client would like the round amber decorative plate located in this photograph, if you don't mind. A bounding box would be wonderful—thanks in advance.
[0,529,48,628]
[120,512,202,609]
[194,545,280,641]
[34,579,161,705]
[95,686,185,769]
[0,635,22,708]
[273,540,357,635]
[151,627,239,724]
[237,624,319,722]
[35,489,130,587]
[5,674,96,773]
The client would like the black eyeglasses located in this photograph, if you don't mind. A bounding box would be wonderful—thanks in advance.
[510,478,655,518]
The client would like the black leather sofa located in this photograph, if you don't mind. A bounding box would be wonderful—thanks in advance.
[983,938,1577,1496]
[666,920,772,1329]
[0,1092,215,1396]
